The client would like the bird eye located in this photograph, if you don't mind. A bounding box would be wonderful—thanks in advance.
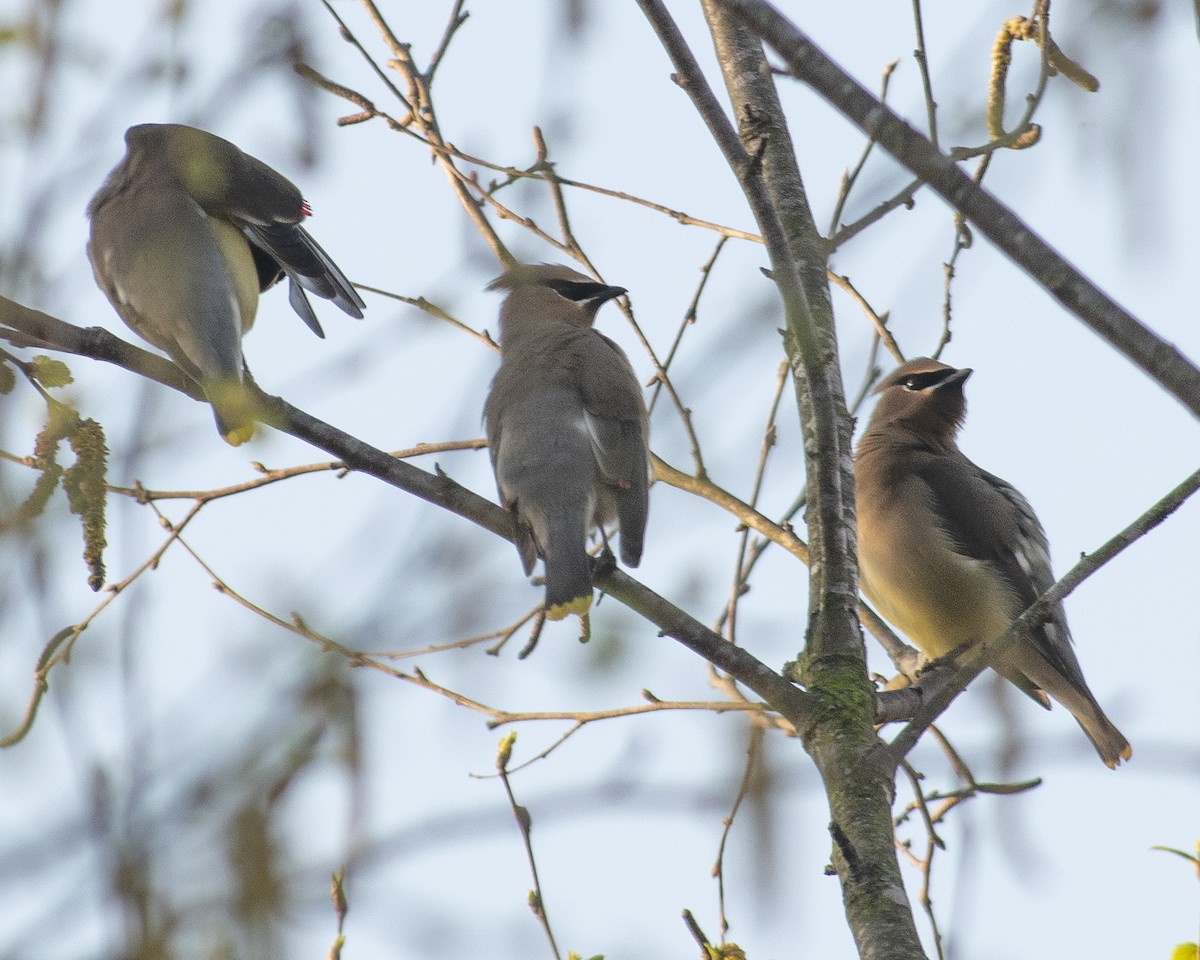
[899,370,954,391]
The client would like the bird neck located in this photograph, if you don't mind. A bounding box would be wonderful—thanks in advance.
[498,316,585,353]
[858,418,960,458]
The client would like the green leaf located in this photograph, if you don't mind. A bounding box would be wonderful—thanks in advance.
[30,355,73,388]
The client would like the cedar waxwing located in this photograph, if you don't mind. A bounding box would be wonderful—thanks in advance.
[855,357,1131,768]
[87,123,366,444]
[483,264,650,621]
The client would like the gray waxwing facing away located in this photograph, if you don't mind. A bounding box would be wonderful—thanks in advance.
[855,358,1130,767]
[483,264,650,621]
[87,123,366,444]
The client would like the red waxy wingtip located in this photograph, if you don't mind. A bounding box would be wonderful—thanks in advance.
[300,200,313,218]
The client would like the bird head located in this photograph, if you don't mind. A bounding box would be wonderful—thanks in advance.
[488,263,627,341]
[867,357,972,444]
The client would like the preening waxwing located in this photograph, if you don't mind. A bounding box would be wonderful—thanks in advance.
[87,123,366,444]
[483,264,650,621]
[855,357,1130,768]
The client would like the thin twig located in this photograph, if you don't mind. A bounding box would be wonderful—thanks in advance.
[496,734,564,960]
[910,0,939,149]
[722,361,789,644]
[426,0,469,84]
[651,235,728,414]
[354,284,497,349]
[897,760,947,960]
[653,454,809,565]
[828,59,899,236]
[830,176,923,250]
[713,725,764,940]
[827,273,904,364]
[486,698,767,731]
[1,500,205,747]
[713,0,1200,418]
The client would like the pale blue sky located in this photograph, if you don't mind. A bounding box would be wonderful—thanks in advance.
[1,1,1197,957]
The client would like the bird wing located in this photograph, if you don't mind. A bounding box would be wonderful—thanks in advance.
[482,366,545,575]
[916,450,1090,693]
[575,333,647,476]
[576,332,649,566]
[88,185,246,382]
[238,222,365,336]
[180,138,366,332]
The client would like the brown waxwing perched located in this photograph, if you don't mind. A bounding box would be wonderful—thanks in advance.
[87,123,366,444]
[855,357,1131,768]
[483,264,650,621]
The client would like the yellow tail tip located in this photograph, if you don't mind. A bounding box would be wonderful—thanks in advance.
[222,423,257,446]
[207,378,263,445]
[545,593,592,621]
[1104,743,1133,769]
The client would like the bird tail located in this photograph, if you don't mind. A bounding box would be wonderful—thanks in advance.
[205,377,261,446]
[542,544,593,621]
[615,486,647,568]
[1037,668,1132,768]
[1002,642,1131,769]
[533,511,593,621]
[1074,704,1132,770]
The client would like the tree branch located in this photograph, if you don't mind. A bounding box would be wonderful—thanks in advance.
[711,0,1200,421]
[636,3,924,956]
[1,298,817,732]
[1,296,201,400]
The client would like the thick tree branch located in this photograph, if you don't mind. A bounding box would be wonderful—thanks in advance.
[1,297,201,400]
[636,4,925,957]
[712,0,1200,421]
[0,298,816,731]
[596,567,813,730]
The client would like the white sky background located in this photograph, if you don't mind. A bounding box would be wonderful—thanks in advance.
[1,0,1198,958]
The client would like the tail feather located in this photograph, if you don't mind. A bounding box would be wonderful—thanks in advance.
[1075,706,1132,770]
[616,501,646,568]
[205,377,261,446]
[1004,641,1131,769]
[542,544,593,621]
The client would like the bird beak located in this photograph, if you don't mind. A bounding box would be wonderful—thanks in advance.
[940,367,973,389]
[595,284,627,305]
